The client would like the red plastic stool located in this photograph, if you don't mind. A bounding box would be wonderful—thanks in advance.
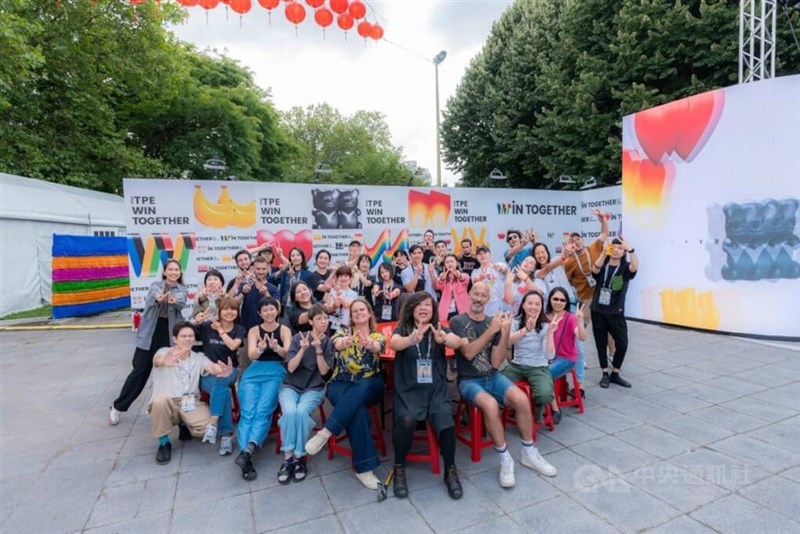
[454,400,494,463]
[554,368,584,413]
[406,421,441,474]
[501,380,554,440]
[199,383,241,424]
[327,405,387,463]
[275,404,328,455]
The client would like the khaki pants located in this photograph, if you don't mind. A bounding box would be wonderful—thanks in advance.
[147,395,212,438]
[580,298,593,326]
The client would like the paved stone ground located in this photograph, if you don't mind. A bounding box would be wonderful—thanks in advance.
[1,322,799,533]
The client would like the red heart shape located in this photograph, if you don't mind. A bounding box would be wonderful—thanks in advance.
[497,233,506,240]
[256,229,313,265]
[634,105,679,163]
[187,291,196,300]
[674,90,725,161]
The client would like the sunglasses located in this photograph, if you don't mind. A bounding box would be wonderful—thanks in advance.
[551,297,567,302]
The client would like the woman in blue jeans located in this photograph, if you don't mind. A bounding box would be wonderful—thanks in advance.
[277,304,334,484]
[193,296,246,455]
[304,298,385,489]
[235,297,291,481]
[544,287,587,423]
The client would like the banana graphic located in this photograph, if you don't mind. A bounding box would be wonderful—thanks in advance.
[194,186,230,228]
[194,185,256,228]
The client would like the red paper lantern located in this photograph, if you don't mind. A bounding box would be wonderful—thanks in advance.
[258,0,279,9]
[337,12,353,30]
[229,0,251,14]
[356,20,372,38]
[197,0,219,9]
[371,22,383,40]
[305,0,324,7]
[285,1,306,24]
[314,6,333,27]
[348,0,366,19]
[329,0,348,15]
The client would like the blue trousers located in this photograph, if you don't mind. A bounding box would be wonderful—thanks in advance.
[549,357,575,380]
[278,388,325,457]
[325,376,384,474]
[200,368,239,435]
[237,361,285,452]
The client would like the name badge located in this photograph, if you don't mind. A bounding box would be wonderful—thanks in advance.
[381,304,393,321]
[329,314,342,331]
[598,288,612,306]
[416,359,433,384]
[448,298,457,313]
[181,394,196,412]
[586,277,596,288]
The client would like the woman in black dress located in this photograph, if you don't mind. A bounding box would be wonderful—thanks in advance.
[388,292,464,500]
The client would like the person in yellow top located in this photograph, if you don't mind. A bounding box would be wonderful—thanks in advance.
[304,298,385,490]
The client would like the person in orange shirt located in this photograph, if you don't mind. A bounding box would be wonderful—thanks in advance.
[561,208,611,386]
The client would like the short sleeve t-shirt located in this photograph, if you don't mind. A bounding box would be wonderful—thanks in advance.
[198,322,246,367]
[511,319,550,368]
[307,270,330,303]
[149,350,211,400]
[458,254,480,276]
[590,258,636,315]
[449,313,501,379]
[564,240,604,302]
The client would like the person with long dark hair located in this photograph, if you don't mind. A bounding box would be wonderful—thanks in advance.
[109,259,187,425]
[277,247,311,309]
[304,298,385,489]
[388,292,464,499]
[501,291,560,424]
[351,253,375,306]
[545,287,587,422]
[307,249,335,303]
[371,262,404,322]
[433,253,470,322]
[288,281,315,334]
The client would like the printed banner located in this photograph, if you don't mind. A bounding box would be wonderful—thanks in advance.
[124,180,620,309]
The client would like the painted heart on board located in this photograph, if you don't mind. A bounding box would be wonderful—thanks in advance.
[256,229,313,263]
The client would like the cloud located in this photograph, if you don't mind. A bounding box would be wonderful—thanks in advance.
[169,1,511,186]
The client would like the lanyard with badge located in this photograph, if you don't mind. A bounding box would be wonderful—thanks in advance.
[573,249,596,288]
[414,330,433,384]
[176,356,196,411]
[597,262,621,306]
[380,284,394,321]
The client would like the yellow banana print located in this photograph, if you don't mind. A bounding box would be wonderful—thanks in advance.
[194,186,230,228]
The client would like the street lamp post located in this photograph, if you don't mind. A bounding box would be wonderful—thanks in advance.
[433,50,447,188]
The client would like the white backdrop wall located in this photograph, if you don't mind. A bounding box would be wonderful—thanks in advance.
[621,75,800,339]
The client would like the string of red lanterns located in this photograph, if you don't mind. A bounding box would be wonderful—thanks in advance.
[166,0,384,39]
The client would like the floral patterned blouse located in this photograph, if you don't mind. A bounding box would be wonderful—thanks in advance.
[330,329,385,382]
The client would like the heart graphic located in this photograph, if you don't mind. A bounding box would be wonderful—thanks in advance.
[256,229,313,265]
[634,89,725,164]
[622,148,676,229]
[187,291,196,300]
[497,233,506,240]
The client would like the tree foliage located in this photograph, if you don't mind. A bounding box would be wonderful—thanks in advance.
[281,103,414,186]
[442,0,800,189]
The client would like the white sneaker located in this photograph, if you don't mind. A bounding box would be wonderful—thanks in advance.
[305,430,331,456]
[520,446,557,477]
[499,458,515,488]
[355,470,380,490]
[219,436,234,456]
[202,424,218,444]
[108,406,121,426]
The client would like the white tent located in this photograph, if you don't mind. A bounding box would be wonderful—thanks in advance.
[0,173,125,317]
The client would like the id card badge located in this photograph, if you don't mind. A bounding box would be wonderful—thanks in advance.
[586,277,596,288]
[381,304,393,321]
[181,394,196,412]
[416,359,433,384]
[598,288,612,306]
[448,298,457,313]
[330,315,342,331]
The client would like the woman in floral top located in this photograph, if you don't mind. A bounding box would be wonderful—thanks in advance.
[304,298,385,489]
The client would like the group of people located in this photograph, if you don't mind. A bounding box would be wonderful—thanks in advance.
[107,207,639,500]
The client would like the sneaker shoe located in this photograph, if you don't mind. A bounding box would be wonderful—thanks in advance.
[499,458,515,488]
[305,430,330,456]
[444,465,463,500]
[355,470,380,490]
[277,458,295,485]
[235,451,257,481]
[520,446,557,477]
[293,458,307,483]
[219,436,234,456]
[156,442,172,465]
[551,410,562,425]
[202,424,218,444]
[179,424,192,442]
[609,372,631,388]
[599,373,610,389]
[393,465,408,498]
[108,405,121,426]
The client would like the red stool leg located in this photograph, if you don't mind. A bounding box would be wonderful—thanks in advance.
[230,384,241,424]
[470,406,482,463]
[571,369,585,413]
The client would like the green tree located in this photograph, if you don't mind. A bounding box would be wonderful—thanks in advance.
[442,0,800,189]
[281,103,414,185]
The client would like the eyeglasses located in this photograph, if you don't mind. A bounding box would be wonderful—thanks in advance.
[551,298,567,302]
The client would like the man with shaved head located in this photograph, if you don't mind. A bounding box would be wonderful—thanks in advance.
[450,282,557,488]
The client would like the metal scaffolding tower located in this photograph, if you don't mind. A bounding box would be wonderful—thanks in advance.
[739,0,778,83]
